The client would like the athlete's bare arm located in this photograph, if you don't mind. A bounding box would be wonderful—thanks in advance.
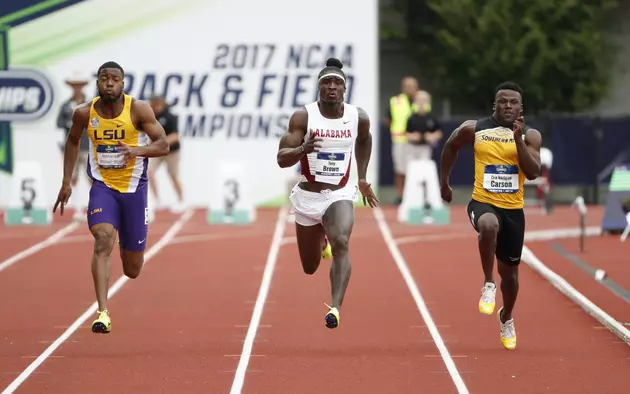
[440,120,477,186]
[54,104,89,214]
[130,100,169,158]
[516,128,542,180]
[355,107,378,207]
[277,108,322,168]
[62,104,90,185]
[355,107,372,181]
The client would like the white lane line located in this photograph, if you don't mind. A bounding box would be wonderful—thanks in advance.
[170,230,268,245]
[373,207,470,394]
[0,222,80,273]
[521,245,630,346]
[1,209,194,394]
[56,234,93,244]
[392,226,602,247]
[229,206,288,394]
[394,232,470,245]
[524,226,601,242]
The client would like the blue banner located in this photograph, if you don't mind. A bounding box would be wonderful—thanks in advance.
[0,27,13,174]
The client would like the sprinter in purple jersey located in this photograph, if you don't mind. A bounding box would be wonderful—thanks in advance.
[54,61,170,334]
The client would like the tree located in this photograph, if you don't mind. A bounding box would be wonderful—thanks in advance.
[383,0,619,114]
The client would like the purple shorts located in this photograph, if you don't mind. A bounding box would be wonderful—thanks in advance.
[87,180,149,252]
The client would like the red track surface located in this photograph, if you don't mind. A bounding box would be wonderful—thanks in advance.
[526,236,630,325]
[1,205,628,393]
[0,217,76,262]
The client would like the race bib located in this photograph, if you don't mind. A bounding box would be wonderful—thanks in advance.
[315,152,346,177]
[96,144,126,169]
[483,165,519,194]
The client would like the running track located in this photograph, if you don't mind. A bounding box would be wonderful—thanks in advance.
[0,205,628,393]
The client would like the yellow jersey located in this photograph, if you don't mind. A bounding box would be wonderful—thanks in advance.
[471,117,527,209]
[389,94,416,144]
[86,94,149,193]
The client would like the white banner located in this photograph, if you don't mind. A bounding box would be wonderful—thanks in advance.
[0,0,378,209]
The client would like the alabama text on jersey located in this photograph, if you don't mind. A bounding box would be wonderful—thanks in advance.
[299,102,359,187]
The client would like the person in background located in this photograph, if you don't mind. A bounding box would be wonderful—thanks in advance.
[405,90,442,162]
[56,71,91,220]
[147,95,185,213]
[384,76,432,204]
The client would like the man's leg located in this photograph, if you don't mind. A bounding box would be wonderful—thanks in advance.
[477,214,499,284]
[392,143,406,204]
[148,157,162,206]
[321,200,354,328]
[495,208,525,350]
[295,221,327,275]
[497,260,518,320]
[467,200,501,315]
[165,152,184,204]
[87,181,120,334]
[118,184,149,279]
[290,185,331,276]
[395,173,404,202]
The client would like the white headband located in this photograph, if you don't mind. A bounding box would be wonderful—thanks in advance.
[318,72,345,83]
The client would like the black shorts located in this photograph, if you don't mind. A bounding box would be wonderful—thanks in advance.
[466,199,525,265]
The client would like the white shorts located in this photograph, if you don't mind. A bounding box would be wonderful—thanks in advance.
[391,143,407,174]
[407,144,433,162]
[289,182,359,226]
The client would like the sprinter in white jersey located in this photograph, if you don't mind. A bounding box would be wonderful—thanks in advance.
[277,57,378,329]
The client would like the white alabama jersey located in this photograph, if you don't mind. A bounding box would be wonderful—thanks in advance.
[299,101,359,186]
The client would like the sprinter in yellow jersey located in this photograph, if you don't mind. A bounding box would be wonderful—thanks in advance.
[439,82,542,350]
[53,61,170,334]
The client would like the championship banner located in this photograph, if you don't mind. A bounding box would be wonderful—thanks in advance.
[0,0,378,209]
